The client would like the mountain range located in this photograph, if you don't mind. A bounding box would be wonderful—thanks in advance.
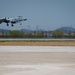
[0,29,10,34]
[0,27,75,34]
[57,27,75,33]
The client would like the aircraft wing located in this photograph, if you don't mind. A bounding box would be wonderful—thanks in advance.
[10,18,27,24]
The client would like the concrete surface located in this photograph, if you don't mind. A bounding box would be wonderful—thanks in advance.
[0,46,75,75]
[0,46,75,52]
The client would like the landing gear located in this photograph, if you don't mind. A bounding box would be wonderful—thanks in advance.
[20,23,22,25]
[11,24,14,27]
[7,23,9,26]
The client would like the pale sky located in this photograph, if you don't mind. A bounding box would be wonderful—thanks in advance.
[0,0,75,30]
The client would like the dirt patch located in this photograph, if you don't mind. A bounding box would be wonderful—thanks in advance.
[0,42,75,46]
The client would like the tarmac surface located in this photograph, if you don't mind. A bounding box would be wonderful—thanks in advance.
[0,46,75,75]
[0,46,75,52]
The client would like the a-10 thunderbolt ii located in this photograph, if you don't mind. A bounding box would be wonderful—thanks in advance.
[0,16,27,27]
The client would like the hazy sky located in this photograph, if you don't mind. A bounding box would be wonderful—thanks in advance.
[0,0,75,30]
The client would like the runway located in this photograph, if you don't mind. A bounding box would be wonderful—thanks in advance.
[0,38,75,41]
[0,46,75,75]
[0,46,75,52]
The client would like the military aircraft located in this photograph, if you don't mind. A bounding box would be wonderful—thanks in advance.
[0,16,27,27]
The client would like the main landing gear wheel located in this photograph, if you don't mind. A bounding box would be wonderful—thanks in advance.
[7,23,9,26]
[20,23,22,25]
[11,24,14,27]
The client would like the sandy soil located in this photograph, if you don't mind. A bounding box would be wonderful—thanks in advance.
[0,42,75,46]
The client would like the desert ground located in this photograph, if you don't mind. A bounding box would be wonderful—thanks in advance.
[0,38,75,46]
[0,41,75,46]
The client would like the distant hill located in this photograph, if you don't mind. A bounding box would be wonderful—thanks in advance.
[1,27,75,34]
[34,28,52,32]
[21,29,50,33]
[56,27,75,33]
[21,29,32,33]
[0,29,10,34]
[34,29,45,32]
